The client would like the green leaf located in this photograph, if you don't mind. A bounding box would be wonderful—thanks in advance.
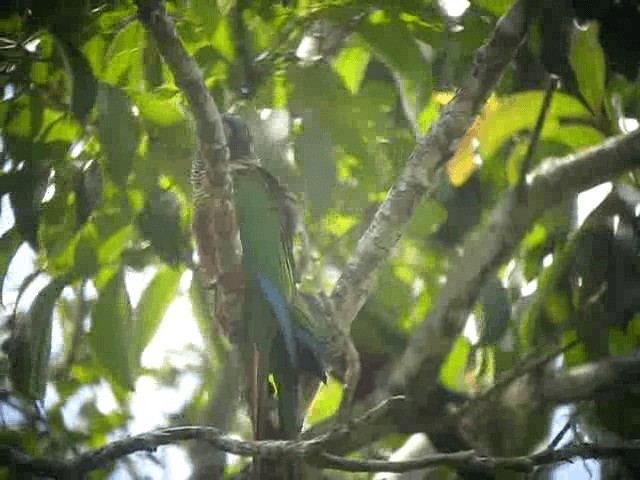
[134,265,182,360]
[570,23,606,115]
[543,290,571,325]
[5,93,44,139]
[73,223,99,278]
[8,276,68,400]
[82,34,107,79]
[477,92,593,162]
[0,229,22,306]
[97,225,135,266]
[439,336,471,391]
[472,0,514,16]
[143,33,164,89]
[191,0,218,36]
[134,92,185,126]
[358,11,431,124]
[333,35,371,94]
[212,17,235,60]
[90,268,134,389]
[41,114,82,145]
[217,0,235,15]
[304,376,343,427]
[294,110,336,217]
[137,187,187,265]
[53,34,98,124]
[96,84,140,187]
[103,19,144,86]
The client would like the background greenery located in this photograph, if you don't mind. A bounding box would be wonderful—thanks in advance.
[1,0,640,478]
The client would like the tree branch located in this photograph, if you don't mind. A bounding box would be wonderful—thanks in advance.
[135,0,244,333]
[542,352,640,405]
[3,424,639,477]
[329,0,540,332]
[387,127,640,401]
[302,128,640,457]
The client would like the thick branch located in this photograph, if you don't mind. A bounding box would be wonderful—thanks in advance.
[387,128,640,400]
[330,0,540,331]
[135,0,244,330]
[303,128,640,457]
[542,352,640,405]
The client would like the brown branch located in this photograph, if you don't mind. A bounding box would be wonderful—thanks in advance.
[135,0,244,334]
[3,425,639,477]
[542,352,640,405]
[329,0,540,332]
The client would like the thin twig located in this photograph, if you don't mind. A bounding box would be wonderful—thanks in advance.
[517,75,559,197]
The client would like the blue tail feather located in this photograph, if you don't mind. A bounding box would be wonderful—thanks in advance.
[255,272,297,367]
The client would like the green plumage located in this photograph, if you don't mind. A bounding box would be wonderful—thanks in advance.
[193,114,326,470]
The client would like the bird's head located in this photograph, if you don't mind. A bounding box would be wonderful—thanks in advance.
[222,113,255,161]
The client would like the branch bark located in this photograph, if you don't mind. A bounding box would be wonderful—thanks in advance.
[542,352,640,405]
[6,348,640,477]
[3,424,639,477]
[329,0,540,332]
[135,0,244,335]
[387,128,640,401]
[303,128,640,456]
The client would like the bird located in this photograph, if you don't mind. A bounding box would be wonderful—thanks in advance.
[192,112,326,478]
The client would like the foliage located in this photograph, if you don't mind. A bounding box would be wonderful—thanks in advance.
[1,0,640,478]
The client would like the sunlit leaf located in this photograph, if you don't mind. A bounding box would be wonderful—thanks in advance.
[212,16,235,60]
[90,268,133,389]
[472,0,514,16]
[103,19,144,86]
[452,92,596,184]
[134,265,182,360]
[97,225,135,266]
[5,93,44,139]
[82,34,107,79]
[41,114,82,145]
[333,35,371,94]
[134,92,185,126]
[304,376,342,426]
[570,23,605,115]
[447,94,499,186]
[439,335,471,391]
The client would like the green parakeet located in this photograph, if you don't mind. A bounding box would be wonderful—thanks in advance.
[192,113,326,476]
